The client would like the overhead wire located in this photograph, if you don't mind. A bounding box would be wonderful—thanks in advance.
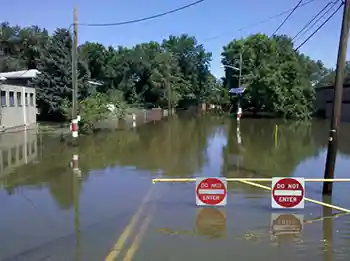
[79,0,205,27]
[295,1,343,50]
[292,1,338,42]
[201,0,322,43]
[271,0,304,36]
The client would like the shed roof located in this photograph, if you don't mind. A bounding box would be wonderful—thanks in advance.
[0,69,40,79]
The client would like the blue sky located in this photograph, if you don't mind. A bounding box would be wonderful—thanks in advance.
[1,0,345,77]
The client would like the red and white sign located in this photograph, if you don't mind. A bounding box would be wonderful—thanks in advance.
[271,177,305,209]
[196,177,227,206]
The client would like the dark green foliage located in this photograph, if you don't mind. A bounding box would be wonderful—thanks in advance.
[0,22,335,120]
[30,28,90,120]
[222,34,319,119]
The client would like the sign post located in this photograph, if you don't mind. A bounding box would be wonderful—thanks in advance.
[196,177,227,206]
[271,177,305,209]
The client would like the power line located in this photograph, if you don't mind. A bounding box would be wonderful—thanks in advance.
[79,0,205,27]
[202,0,321,43]
[292,1,338,42]
[295,2,343,50]
[271,0,304,36]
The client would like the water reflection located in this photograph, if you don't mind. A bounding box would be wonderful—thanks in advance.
[223,120,319,179]
[0,172,83,261]
[312,120,350,156]
[2,117,350,211]
[323,196,333,261]
[195,208,226,239]
[270,213,303,245]
[1,118,350,211]
[0,128,38,178]
[0,117,350,260]
[1,116,215,209]
[73,173,81,261]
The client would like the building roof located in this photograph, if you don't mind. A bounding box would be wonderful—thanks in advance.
[0,69,40,79]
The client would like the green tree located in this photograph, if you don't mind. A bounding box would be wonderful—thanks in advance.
[162,35,213,107]
[30,28,91,120]
[222,34,315,119]
[0,22,48,71]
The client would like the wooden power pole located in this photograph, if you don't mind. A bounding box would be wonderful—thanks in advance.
[167,80,172,116]
[72,6,78,120]
[323,0,350,195]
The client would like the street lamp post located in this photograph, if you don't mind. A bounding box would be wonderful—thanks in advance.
[221,64,244,121]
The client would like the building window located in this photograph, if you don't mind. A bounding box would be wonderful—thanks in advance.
[30,93,34,106]
[18,145,23,161]
[25,93,28,106]
[26,142,30,156]
[11,147,17,164]
[17,92,22,106]
[31,141,36,153]
[2,149,9,168]
[1,91,6,106]
[9,91,15,107]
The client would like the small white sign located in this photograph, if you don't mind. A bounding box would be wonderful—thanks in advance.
[271,177,305,209]
[196,177,227,207]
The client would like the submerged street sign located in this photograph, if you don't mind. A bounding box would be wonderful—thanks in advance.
[271,177,305,209]
[196,177,227,206]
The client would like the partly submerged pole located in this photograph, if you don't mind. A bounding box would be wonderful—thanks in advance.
[323,0,350,195]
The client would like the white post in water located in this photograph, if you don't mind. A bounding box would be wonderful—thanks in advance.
[71,119,79,138]
[72,154,81,177]
[237,106,242,121]
[132,113,136,128]
[237,121,242,145]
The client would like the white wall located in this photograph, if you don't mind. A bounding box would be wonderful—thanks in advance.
[0,84,36,130]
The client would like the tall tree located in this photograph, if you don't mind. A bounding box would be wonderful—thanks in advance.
[30,28,90,120]
[222,33,315,119]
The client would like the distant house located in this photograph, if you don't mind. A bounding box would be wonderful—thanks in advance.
[0,69,39,131]
[315,84,350,122]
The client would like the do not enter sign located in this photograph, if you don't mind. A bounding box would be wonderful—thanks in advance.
[271,177,305,209]
[196,177,227,206]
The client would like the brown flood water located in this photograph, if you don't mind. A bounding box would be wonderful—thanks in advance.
[0,115,350,261]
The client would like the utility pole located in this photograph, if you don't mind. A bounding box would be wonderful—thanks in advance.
[165,61,172,116]
[72,6,78,120]
[238,52,242,88]
[323,0,350,195]
[237,52,243,121]
[167,80,172,116]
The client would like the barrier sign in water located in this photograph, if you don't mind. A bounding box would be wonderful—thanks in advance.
[196,177,227,206]
[271,177,305,209]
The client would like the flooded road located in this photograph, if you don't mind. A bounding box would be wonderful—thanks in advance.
[0,115,350,261]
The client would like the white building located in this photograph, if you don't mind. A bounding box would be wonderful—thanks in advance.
[0,69,38,131]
